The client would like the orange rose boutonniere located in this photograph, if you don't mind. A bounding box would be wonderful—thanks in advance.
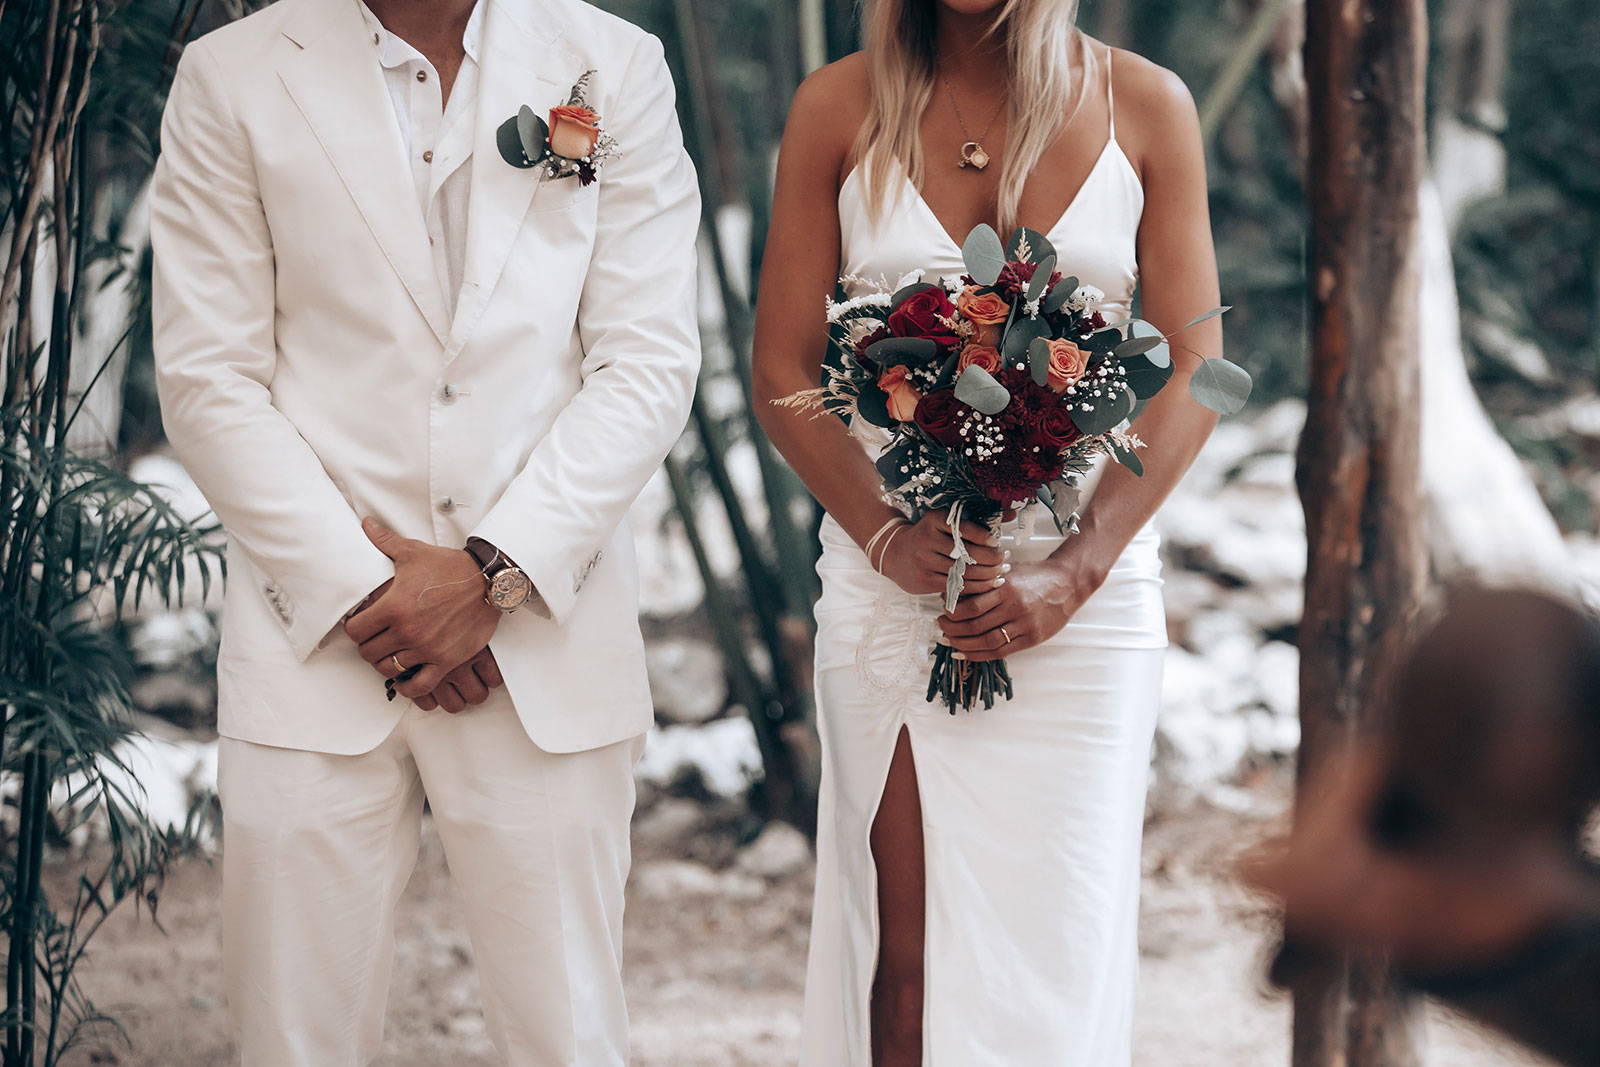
[496,71,617,186]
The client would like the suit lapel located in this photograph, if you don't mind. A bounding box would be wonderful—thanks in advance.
[278,0,450,345]
[445,0,571,359]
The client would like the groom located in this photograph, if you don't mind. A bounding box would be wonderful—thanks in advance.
[150,0,700,1061]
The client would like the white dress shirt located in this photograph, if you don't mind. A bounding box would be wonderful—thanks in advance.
[356,0,482,315]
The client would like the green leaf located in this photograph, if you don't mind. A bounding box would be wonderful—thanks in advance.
[953,364,1011,415]
[1042,275,1078,315]
[890,281,939,308]
[497,116,539,168]
[866,336,941,368]
[1121,352,1175,400]
[516,105,550,164]
[1114,334,1165,359]
[856,384,894,427]
[1001,315,1049,365]
[1070,384,1135,435]
[1188,357,1254,415]
[961,224,1006,286]
[933,348,962,390]
[1126,318,1171,368]
[1182,305,1233,331]
[1028,336,1053,387]
[1110,440,1145,476]
[1007,226,1057,264]
[1027,254,1057,302]
[875,436,921,489]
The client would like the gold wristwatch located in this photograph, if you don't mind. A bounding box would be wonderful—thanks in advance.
[465,538,534,613]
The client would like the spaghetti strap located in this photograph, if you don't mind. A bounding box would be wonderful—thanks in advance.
[1106,46,1116,142]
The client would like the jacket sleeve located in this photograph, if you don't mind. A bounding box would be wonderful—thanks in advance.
[468,31,702,623]
[151,42,394,660]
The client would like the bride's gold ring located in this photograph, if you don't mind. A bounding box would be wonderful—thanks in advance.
[390,654,406,674]
[1000,626,1013,645]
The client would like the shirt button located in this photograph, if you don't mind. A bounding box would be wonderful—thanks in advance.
[437,497,456,514]
[422,150,434,164]
[416,70,427,82]
[439,384,458,404]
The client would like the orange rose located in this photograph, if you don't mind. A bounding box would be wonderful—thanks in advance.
[958,344,1002,375]
[957,286,1011,327]
[549,105,602,158]
[1045,339,1090,393]
[877,365,923,422]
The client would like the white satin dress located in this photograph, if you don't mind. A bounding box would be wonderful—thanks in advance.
[801,59,1168,1066]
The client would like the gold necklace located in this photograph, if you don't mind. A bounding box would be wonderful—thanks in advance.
[944,79,1005,171]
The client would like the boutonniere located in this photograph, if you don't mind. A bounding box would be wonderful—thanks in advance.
[496,70,617,187]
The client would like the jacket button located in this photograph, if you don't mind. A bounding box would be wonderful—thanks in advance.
[439,384,457,404]
[437,497,456,514]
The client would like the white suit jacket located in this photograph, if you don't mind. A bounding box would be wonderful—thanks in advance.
[151,0,701,755]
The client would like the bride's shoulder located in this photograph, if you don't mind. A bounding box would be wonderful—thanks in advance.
[1095,42,1203,179]
[1100,42,1200,133]
[780,53,871,171]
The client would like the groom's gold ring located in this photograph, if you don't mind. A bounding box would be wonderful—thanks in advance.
[1000,626,1013,645]
[390,654,406,674]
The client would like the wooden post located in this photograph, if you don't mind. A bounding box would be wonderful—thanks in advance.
[1293,0,1429,1063]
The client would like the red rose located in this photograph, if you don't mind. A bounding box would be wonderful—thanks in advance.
[854,324,891,363]
[1034,404,1081,448]
[886,289,959,346]
[914,390,969,447]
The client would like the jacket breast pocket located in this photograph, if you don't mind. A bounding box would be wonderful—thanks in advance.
[527,176,592,215]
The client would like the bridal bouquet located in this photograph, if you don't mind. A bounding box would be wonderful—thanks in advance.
[785,223,1251,712]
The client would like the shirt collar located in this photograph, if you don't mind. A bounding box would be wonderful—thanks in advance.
[356,0,483,69]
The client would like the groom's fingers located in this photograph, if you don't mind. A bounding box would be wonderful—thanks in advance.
[394,663,448,701]
[473,649,504,689]
[360,516,409,560]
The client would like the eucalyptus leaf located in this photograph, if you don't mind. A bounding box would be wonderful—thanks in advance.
[1070,384,1135,435]
[1127,318,1171,368]
[1041,275,1077,315]
[961,225,1006,287]
[954,364,1011,415]
[1001,315,1049,365]
[1181,305,1233,331]
[1110,440,1145,477]
[1046,478,1082,532]
[1121,352,1175,400]
[1006,226,1056,264]
[1028,336,1053,387]
[866,335,941,368]
[516,105,550,164]
[890,281,939,308]
[497,116,539,168]
[856,385,894,428]
[875,436,921,489]
[1027,255,1057,303]
[933,348,962,390]
[1114,334,1165,359]
[1188,357,1254,415]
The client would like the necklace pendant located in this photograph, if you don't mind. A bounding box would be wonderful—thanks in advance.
[959,141,991,171]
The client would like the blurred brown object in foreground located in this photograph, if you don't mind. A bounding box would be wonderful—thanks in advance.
[1249,588,1600,1067]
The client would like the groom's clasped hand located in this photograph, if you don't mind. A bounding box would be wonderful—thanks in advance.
[343,516,505,713]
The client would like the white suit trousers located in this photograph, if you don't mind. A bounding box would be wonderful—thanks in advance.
[217,692,644,1066]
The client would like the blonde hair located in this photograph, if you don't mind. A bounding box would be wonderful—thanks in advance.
[854,0,1100,234]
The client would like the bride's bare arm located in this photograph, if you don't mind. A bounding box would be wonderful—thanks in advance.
[939,54,1223,659]
[1071,56,1223,579]
[753,61,1004,597]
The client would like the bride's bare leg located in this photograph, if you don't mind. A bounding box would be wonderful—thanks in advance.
[871,725,926,1066]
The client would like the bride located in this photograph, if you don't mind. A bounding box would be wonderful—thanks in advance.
[753,0,1226,1063]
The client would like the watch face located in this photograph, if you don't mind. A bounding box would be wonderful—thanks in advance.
[487,568,533,611]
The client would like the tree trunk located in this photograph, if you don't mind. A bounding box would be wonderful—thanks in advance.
[1293,0,1429,1063]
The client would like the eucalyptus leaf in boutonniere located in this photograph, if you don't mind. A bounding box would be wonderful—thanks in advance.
[495,70,617,186]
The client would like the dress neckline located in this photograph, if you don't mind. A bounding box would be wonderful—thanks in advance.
[839,136,1132,255]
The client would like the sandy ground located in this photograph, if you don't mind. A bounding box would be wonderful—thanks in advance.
[57,793,1549,1067]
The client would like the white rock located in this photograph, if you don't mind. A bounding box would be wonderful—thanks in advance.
[631,860,765,902]
[735,822,812,881]
[635,718,763,798]
[129,610,216,669]
[49,734,219,851]
[646,637,728,725]
[1252,641,1300,722]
